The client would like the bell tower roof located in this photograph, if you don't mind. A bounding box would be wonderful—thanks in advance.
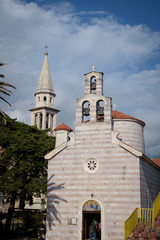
[35,50,55,96]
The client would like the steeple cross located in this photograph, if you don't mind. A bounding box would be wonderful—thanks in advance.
[113,104,117,110]
[92,65,95,72]
[44,43,48,52]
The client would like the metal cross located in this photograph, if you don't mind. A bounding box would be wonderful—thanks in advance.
[113,104,117,110]
[92,65,95,71]
[44,43,48,52]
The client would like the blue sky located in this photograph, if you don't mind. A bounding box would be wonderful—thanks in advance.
[26,0,160,30]
[0,0,160,158]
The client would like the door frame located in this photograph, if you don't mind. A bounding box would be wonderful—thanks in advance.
[79,198,105,240]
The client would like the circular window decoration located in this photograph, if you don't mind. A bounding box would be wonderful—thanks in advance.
[83,158,99,174]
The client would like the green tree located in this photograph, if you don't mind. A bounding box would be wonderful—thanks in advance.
[0,116,55,232]
[0,63,16,125]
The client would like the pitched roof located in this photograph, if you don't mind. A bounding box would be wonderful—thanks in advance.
[112,110,145,127]
[54,123,73,132]
[35,52,54,95]
[151,159,160,167]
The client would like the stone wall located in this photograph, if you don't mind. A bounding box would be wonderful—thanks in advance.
[140,159,160,208]
[46,122,141,240]
[113,120,145,153]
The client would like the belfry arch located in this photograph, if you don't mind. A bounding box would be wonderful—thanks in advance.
[82,101,90,122]
[82,200,101,240]
[90,76,96,93]
[96,100,104,121]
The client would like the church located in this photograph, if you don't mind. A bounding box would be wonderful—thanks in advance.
[31,51,160,240]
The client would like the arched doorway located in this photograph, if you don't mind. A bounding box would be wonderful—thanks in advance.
[82,200,101,240]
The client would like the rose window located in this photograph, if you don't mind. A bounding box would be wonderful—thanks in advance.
[88,159,97,170]
[83,158,99,173]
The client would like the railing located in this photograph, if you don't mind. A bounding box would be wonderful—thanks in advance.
[153,192,160,223]
[139,208,153,225]
[124,192,160,240]
[124,208,138,240]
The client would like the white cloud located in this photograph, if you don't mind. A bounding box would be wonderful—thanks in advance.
[0,0,160,158]
[134,109,160,158]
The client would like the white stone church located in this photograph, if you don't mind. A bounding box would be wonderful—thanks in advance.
[30,51,160,240]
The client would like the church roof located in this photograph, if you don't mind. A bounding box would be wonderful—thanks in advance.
[55,123,73,132]
[35,51,54,95]
[112,110,145,127]
[151,159,160,167]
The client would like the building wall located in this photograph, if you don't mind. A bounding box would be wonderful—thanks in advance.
[46,122,141,240]
[140,159,160,208]
[113,120,145,153]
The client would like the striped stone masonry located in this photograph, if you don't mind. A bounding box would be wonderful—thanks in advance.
[46,127,141,240]
[46,69,160,240]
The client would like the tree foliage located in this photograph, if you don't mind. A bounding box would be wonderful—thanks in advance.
[0,116,55,231]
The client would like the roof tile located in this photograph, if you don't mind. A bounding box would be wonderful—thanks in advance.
[151,159,160,167]
[112,110,145,126]
[54,123,72,131]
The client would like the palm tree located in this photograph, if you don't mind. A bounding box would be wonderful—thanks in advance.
[0,63,16,125]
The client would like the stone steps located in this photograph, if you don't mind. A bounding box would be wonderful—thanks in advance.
[129,211,160,240]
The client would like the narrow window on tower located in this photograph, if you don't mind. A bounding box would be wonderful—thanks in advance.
[46,113,49,128]
[40,113,43,129]
[96,100,104,121]
[82,101,90,122]
[90,76,96,93]
[43,96,47,102]
[35,113,38,127]
[50,114,53,129]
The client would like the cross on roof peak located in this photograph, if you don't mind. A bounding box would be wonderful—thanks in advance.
[113,104,117,110]
[92,65,95,72]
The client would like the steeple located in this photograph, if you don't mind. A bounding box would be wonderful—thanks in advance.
[35,51,55,97]
[29,49,60,133]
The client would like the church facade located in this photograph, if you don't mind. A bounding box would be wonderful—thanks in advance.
[44,66,160,240]
[32,52,160,239]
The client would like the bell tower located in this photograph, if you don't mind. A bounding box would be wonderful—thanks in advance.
[75,67,112,126]
[29,49,59,133]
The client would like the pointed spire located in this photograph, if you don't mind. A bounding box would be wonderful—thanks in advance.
[35,49,55,95]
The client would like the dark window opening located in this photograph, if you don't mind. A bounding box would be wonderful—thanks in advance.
[82,101,90,122]
[90,76,96,93]
[40,113,43,129]
[96,100,104,122]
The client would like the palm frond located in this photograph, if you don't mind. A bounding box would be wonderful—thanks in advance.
[0,63,7,66]
[0,108,6,125]
[0,64,16,108]
[0,81,16,89]
[0,87,13,95]
[0,90,11,96]
[0,96,12,106]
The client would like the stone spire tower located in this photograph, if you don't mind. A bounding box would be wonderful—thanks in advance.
[30,49,59,132]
